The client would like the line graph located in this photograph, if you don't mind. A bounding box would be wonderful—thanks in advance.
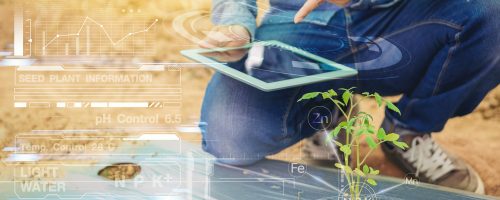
[33,16,158,57]
[42,17,158,50]
[19,0,162,57]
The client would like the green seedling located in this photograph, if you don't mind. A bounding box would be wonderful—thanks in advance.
[298,88,408,199]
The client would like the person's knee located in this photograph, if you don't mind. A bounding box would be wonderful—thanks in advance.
[198,73,302,166]
[201,133,266,166]
[199,115,269,166]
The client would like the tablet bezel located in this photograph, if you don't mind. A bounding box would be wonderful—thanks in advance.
[181,40,357,92]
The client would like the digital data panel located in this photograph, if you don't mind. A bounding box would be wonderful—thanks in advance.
[0,0,496,200]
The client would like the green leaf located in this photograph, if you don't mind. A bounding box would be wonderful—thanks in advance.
[356,128,365,136]
[342,90,351,105]
[344,165,353,174]
[297,92,320,102]
[331,126,342,137]
[337,121,347,128]
[332,100,345,107]
[344,127,353,135]
[377,128,386,140]
[321,92,331,99]
[392,141,409,150]
[347,118,356,127]
[362,92,370,96]
[333,140,343,147]
[374,93,383,107]
[335,163,352,174]
[358,112,373,120]
[344,119,355,135]
[365,137,377,149]
[385,100,401,115]
[368,167,380,175]
[340,145,352,156]
[328,89,337,96]
[367,178,377,186]
[384,133,400,142]
[354,168,365,177]
[334,163,343,169]
[367,125,375,134]
[362,165,369,174]
[339,87,356,91]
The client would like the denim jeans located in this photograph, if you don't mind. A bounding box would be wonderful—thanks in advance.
[200,0,500,165]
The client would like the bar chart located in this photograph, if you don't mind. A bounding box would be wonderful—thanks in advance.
[33,17,158,57]
[39,17,158,56]
[18,0,160,57]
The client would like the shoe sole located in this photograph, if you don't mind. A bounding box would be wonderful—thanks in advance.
[381,143,486,195]
[468,165,485,194]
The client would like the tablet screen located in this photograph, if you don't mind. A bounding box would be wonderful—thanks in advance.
[199,44,339,83]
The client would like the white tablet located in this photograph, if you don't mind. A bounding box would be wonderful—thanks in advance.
[181,40,357,92]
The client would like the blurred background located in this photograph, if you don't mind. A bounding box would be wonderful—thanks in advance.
[0,0,499,196]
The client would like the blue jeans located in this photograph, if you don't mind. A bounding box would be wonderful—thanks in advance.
[200,0,500,165]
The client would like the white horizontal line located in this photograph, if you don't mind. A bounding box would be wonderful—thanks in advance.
[139,65,165,71]
[177,126,201,133]
[90,102,107,107]
[4,154,41,162]
[14,102,27,108]
[108,102,148,108]
[17,66,64,71]
[2,147,19,152]
[123,134,179,141]
[31,129,98,132]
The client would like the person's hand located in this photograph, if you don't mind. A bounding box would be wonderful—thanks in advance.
[294,0,351,24]
[198,25,251,62]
